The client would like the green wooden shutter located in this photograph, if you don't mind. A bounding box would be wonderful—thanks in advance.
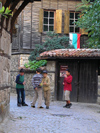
[39,8,43,33]
[64,10,69,34]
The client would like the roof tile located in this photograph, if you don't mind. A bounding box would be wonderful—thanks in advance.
[39,49,100,58]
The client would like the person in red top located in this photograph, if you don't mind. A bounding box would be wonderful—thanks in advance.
[63,69,73,108]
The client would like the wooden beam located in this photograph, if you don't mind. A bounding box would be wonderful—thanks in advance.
[6,0,21,30]
[10,0,30,33]
[4,0,12,8]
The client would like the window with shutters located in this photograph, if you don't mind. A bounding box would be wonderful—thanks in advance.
[69,12,80,33]
[43,10,55,32]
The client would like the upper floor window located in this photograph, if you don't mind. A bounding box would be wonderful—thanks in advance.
[69,12,80,33]
[43,10,55,32]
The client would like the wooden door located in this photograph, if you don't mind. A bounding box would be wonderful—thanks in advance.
[57,60,79,102]
[57,60,98,103]
[78,60,98,103]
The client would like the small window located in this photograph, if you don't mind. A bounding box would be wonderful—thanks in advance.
[43,10,55,32]
[69,12,80,33]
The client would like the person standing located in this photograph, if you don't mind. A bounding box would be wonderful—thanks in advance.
[63,69,73,108]
[40,70,50,109]
[31,68,43,108]
[16,68,28,107]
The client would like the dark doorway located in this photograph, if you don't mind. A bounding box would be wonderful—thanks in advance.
[57,59,98,103]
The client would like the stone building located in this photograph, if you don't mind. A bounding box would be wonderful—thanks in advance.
[0,0,98,123]
[11,0,97,101]
[11,0,88,92]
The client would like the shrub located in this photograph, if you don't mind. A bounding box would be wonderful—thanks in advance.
[24,60,47,70]
[24,32,74,70]
[29,32,74,61]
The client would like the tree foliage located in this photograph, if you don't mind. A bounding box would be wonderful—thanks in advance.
[29,32,74,61]
[24,60,47,70]
[76,0,100,48]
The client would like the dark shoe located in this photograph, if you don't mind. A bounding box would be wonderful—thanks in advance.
[39,106,44,109]
[22,103,28,106]
[66,103,72,108]
[63,104,68,108]
[46,106,49,109]
[17,104,21,107]
[31,106,35,108]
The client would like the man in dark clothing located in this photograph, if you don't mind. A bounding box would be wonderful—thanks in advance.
[63,69,73,108]
[16,68,28,107]
[31,68,43,108]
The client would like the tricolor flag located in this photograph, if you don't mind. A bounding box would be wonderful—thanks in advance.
[69,33,81,49]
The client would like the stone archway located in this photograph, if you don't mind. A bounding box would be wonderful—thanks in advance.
[0,0,36,123]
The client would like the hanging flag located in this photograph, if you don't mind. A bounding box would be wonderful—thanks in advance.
[69,33,81,49]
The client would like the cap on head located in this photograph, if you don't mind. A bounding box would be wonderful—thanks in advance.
[66,68,70,73]
[43,70,48,74]
[20,68,25,73]
[36,68,41,73]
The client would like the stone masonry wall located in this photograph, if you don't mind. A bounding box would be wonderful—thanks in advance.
[97,76,100,104]
[0,29,11,123]
[11,54,56,101]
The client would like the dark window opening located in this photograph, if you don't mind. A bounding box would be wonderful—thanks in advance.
[43,11,55,32]
[69,12,80,33]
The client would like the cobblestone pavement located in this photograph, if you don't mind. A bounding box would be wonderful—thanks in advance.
[0,93,100,133]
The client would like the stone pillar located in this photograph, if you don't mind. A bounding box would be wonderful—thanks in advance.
[97,76,100,104]
[0,29,11,123]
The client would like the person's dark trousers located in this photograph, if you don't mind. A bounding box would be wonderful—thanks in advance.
[16,88,25,105]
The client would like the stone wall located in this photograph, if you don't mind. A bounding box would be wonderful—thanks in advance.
[97,76,100,104]
[11,54,56,101]
[0,29,11,123]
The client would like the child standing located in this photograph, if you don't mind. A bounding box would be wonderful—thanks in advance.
[40,70,50,109]
[31,68,43,108]
[16,68,28,107]
[63,69,73,108]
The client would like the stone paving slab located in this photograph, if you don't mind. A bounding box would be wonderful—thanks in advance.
[0,93,100,133]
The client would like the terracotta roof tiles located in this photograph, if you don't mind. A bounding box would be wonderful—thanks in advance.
[39,49,100,59]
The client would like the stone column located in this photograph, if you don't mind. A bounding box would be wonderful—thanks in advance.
[0,28,11,123]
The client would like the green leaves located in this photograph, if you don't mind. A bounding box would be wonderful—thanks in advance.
[5,7,11,14]
[0,4,12,18]
[29,32,74,61]
[0,6,5,13]
[24,60,47,70]
[25,32,75,70]
[76,0,100,48]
